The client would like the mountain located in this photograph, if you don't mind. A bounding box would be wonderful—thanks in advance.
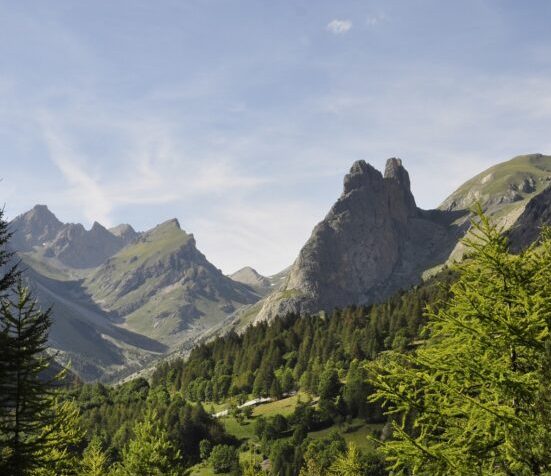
[10,204,64,251]
[11,205,131,269]
[438,153,551,262]
[109,223,140,245]
[9,153,551,380]
[508,182,551,250]
[84,219,259,347]
[230,267,272,295]
[9,209,261,381]
[251,154,551,323]
[439,153,551,214]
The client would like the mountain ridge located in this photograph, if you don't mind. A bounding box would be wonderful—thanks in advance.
[8,153,551,381]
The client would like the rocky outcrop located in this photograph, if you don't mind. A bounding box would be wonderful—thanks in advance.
[508,183,551,250]
[254,158,464,322]
[109,224,139,246]
[10,205,63,251]
[44,221,128,268]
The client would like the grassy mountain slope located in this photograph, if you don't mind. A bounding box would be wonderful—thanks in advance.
[438,153,551,264]
[440,153,551,216]
[84,219,259,348]
[24,265,166,381]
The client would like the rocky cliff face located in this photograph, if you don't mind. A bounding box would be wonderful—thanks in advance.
[508,183,551,250]
[43,222,128,268]
[10,205,64,251]
[253,154,551,324]
[254,158,464,322]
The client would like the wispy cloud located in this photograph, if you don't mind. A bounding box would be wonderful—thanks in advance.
[34,105,269,230]
[366,12,386,26]
[39,117,113,225]
[326,19,352,35]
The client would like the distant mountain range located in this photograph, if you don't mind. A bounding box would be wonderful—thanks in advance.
[10,208,268,381]
[9,153,551,381]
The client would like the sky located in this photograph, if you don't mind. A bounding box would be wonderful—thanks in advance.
[2,1,551,275]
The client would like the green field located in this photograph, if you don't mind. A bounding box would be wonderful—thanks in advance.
[252,393,309,417]
[308,419,384,452]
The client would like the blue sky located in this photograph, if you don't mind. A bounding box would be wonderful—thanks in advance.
[2,1,551,274]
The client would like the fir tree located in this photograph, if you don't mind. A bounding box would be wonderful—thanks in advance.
[80,435,109,476]
[116,407,181,476]
[0,206,19,298]
[0,281,81,475]
[0,205,20,460]
[368,212,551,475]
[329,443,363,475]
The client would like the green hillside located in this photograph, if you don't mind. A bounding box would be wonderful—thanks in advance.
[84,218,259,348]
[440,153,551,214]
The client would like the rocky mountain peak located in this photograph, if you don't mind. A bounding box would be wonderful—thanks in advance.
[254,158,457,322]
[384,157,410,187]
[230,266,271,292]
[343,160,383,194]
[10,204,63,251]
[109,224,139,246]
[90,221,106,232]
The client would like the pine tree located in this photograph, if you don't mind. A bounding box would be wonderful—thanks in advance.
[368,212,551,475]
[329,443,363,475]
[0,281,81,475]
[0,206,19,298]
[116,407,181,476]
[80,435,109,476]
[0,205,20,460]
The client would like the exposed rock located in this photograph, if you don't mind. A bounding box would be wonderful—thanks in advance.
[508,183,551,250]
[109,224,139,245]
[10,204,63,251]
[45,221,127,268]
[254,158,464,322]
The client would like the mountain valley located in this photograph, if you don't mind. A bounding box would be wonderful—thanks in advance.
[9,153,551,382]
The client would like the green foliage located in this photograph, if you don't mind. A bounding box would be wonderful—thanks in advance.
[116,407,181,476]
[80,436,109,476]
[318,368,341,402]
[301,431,346,473]
[0,281,83,475]
[0,206,19,298]
[209,444,239,474]
[329,443,363,475]
[199,439,212,461]
[368,213,551,474]
[151,271,454,405]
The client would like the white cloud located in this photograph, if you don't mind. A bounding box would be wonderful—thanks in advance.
[326,19,352,35]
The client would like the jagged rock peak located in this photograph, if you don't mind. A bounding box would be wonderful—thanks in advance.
[384,157,411,189]
[90,221,108,233]
[343,160,383,194]
[24,204,62,224]
[109,224,136,237]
